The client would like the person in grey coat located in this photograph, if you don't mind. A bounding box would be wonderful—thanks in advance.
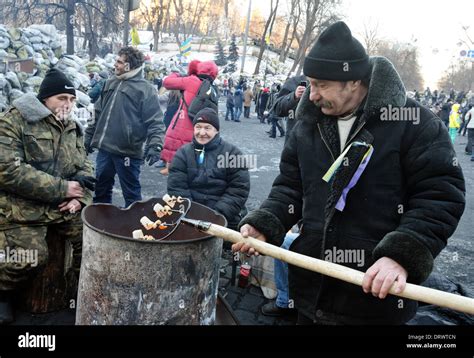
[84,47,165,207]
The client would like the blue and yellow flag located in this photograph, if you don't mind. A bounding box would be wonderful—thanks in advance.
[180,37,192,57]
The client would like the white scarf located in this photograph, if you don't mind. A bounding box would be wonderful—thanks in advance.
[116,66,143,81]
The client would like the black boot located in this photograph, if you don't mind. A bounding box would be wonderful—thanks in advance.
[0,290,14,324]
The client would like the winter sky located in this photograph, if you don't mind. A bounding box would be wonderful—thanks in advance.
[249,0,474,88]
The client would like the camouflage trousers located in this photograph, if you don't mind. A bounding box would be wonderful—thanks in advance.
[0,215,83,291]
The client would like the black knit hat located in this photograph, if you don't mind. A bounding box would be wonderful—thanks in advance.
[193,108,220,131]
[304,21,370,81]
[38,68,76,101]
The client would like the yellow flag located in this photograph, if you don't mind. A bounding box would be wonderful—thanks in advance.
[265,34,270,45]
[131,27,140,46]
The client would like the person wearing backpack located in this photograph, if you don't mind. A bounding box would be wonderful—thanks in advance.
[161,60,219,175]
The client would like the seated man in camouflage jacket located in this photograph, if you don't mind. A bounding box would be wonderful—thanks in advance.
[0,69,94,324]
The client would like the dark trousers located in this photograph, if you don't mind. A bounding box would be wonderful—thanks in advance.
[458,121,466,135]
[225,106,235,121]
[94,149,142,207]
[270,117,285,137]
[244,106,250,118]
[467,129,474,158]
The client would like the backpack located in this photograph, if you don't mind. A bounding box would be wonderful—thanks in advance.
[184,79,219,120]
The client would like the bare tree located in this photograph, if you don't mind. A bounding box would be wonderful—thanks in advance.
[253,0,280,75]
[170,0,209,47]
[140,0,168,51]
[438,60,474,92]
[375,40,424,91]
[288,0,341,76]
[459,25,474,48]
[221,0,231,41]
[281,1,302,63]
[1,0,122,57]
[278,0,298,62]
[444,24,474,91]
[361,18,382,56]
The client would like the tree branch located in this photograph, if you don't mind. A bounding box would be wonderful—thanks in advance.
[79,0,121,27]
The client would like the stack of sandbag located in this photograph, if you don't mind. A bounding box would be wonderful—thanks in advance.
[0,73,10,111]
[0,24,112,112]
[0,24,61,65]
[0,24,63,107]
[56,54,91,90]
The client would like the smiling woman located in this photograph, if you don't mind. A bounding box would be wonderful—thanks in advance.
[192,108,220,145]
[168,108,250,230]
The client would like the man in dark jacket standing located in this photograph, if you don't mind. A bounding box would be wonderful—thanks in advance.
[439,101,452,128]
[233,22,465,324]
[273,74,307,142]
[266,84,285,138]
[168,108,250,230]
[85,47,165,207]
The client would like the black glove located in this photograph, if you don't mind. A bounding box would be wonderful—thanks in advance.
[70,175,97,191]
[84,138,94,154]
[145,145,162,166]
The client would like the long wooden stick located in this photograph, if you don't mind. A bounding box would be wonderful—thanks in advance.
[202,222,474,315]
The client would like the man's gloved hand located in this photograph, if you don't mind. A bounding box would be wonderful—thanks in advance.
[84,138,94,154]
[70,175,97,191]
[145,145,162,166]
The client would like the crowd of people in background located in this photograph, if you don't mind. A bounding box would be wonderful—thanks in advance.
[83,59,474,171]
[409,87,474,160]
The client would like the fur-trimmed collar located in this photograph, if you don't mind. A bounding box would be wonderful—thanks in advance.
[296,56,407,123]
[12,92,85,135]
[12,93,52,123]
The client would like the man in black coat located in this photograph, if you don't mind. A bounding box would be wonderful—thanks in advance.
[273,74,307,142]
[439,101,452,128]
[167,108,250,230]
[233,21,465,324]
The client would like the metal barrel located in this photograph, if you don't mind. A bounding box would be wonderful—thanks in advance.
[75,199,226,325]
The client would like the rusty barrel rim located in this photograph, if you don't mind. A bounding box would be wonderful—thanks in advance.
[81,199,227,245]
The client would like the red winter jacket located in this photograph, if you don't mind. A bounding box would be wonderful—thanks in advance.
[161,60,218,163]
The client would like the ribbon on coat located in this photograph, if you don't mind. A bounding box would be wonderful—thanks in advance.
[322,141,374,212]
[195,148,205,165]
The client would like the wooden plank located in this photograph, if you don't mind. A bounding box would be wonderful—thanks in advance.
[0,58,35,74]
